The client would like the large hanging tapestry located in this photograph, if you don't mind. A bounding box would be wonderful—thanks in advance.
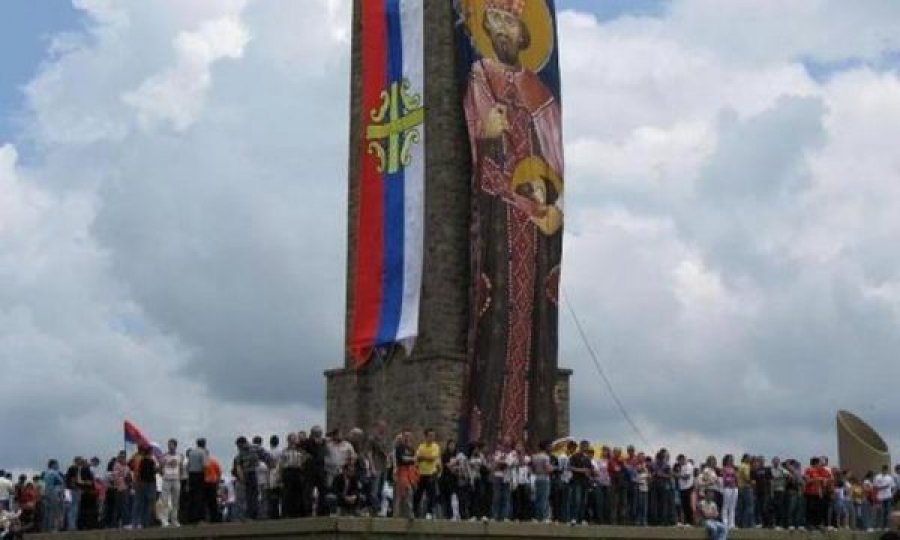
[348,0,425,367]
[456,0,564,445]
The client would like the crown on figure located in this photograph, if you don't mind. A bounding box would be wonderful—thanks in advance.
[485,0,525,17]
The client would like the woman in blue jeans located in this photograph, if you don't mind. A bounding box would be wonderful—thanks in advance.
[530,441,553,522]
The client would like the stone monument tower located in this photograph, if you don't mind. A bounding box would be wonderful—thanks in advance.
[325,0,571,444]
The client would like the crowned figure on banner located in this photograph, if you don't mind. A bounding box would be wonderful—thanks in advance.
[459,0,564,446]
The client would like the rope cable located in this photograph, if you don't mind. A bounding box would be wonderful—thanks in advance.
[561,285,651,448]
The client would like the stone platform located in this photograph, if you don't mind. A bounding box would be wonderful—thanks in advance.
[28,518,886,540]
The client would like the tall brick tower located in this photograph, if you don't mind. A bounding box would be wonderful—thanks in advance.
[325,1,571,443]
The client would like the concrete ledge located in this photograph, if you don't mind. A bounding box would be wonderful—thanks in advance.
[27,518,886,540]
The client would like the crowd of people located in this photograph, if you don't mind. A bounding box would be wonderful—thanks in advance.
[2,423,899,539]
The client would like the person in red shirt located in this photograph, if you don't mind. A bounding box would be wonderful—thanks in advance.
[803,457,826,529]
[203,455,223,523]
[608,448,625,524]
[17,482,37,530]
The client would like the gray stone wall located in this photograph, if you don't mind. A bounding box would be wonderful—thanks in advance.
[556,368,572,437]
[28,516,888,539]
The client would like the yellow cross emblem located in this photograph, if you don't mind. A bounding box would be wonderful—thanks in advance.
[366,79,424,175]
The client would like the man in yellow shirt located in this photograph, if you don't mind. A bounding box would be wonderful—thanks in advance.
[737,454,755,528]
[413,428,441,519]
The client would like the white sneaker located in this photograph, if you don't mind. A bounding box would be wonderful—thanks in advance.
[425,514,433,520]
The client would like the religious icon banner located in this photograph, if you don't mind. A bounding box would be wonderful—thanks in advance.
[455,0,564,445]
[348,0,425,367]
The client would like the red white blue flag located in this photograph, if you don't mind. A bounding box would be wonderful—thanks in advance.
[123,419,150,447]
[349,0,425,367]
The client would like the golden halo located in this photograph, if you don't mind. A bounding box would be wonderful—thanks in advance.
[461,0,555,72]
[511,155,563,195]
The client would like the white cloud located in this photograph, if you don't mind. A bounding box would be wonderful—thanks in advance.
[123,16,250,131]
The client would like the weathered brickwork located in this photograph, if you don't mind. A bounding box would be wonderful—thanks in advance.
[327,0,571,443]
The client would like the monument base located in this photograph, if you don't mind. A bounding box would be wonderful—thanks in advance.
[326,359,572,442]
[29,517,886,540]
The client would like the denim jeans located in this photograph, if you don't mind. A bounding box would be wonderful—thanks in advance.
[650,481,672,525]
[553,482,570,522]
[786,490,803,528]
[569,481,588,523]
[67,489,81,531]
[533,479,550,521]
[592,484,608,524]
[755,491,771,526]
[114,490,131,527]
[879,499,892,529]
[861,501,872,530]
[737,487,754,527]
[772,490,786,527]
[42,491,63,532]
[491,478,511,521]
[244,472,259,520]
[705,519,728,540]
[132,482,156,528]
[636,491,648,526]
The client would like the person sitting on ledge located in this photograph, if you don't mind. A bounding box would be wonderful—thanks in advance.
[326,464,363,517]
[700,489,728,540]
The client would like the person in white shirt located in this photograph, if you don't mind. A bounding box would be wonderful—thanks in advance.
[510,441,531,521]
[256,460,270,519]
[325,430,356,488]
[491,436,515,521]
[677,454,695,526]
[159,439,184,527]
[592,448,611,524]
[873,465,895,529]
[0,473,12,512]
[555,441,575,523]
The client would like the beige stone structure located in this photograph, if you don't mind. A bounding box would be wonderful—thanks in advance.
[836,409,891,480]
[325,1,571,443]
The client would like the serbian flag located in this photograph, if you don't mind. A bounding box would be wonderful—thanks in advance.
[348,0,425,367]
[124,420,150,447]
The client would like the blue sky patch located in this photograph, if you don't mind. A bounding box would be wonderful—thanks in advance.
[558,0,669,21]
[0,0,81,144]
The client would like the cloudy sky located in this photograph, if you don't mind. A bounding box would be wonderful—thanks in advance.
[2,0,900,470]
